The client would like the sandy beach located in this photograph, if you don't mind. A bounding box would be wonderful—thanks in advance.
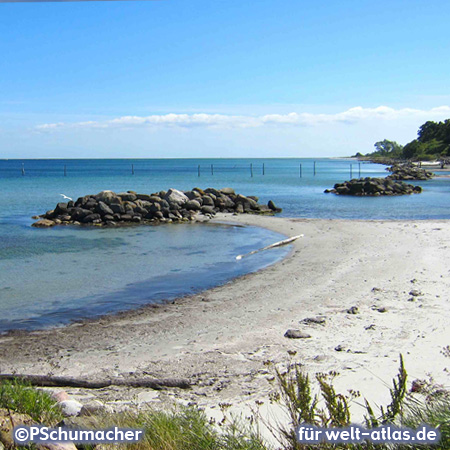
[1,215,449,421]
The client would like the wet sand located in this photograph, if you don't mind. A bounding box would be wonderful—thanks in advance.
[1,215,449,418]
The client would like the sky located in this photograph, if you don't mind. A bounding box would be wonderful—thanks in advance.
[1,0,450,158]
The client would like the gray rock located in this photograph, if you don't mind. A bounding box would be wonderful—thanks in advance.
[54,202,68,215]
[202,196,214,206]
[110,203,125,214]
[268,200,282,212]
[164,188,189,206]
[70,208,92,220]
[185,200,201,211]
[118,192,137,202]
[284,329,311,339]
[201,205,215,215]
[235,204,244,213]
[220,187,235,195]
[347,306,359,314]
[96,201,114,216]
[204,188,221,196]
[134,206,148,216]
[82,213,101,223]
[136,193,152,201]
[302,316,326,325]
[95,190,121,205]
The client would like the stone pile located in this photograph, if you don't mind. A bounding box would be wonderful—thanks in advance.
[324,177,423,196]
[387,164,434,180]
[32,188,282,228]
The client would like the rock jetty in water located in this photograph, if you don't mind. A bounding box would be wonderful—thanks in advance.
[387,163,434,181]
[32,188,282,228]
[324,177,423,196]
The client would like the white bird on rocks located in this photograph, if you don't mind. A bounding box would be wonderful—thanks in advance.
[60,194,73,201]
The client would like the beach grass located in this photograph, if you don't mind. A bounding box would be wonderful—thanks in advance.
[1,365,449,450]
[81,407,267,450]
[0,379,62,424]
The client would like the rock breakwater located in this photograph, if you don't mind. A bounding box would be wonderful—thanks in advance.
[387,164,434,180]
[32,188,282,228]
[324,177,423,196]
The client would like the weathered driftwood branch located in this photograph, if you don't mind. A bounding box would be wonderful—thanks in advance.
[0,374,190,390]
[236,234,304,260]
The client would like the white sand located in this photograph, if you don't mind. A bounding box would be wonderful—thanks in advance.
[1,215,449,422]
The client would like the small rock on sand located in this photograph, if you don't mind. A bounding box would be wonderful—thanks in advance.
[302,316,326,325]
[284,329,311,339]
[346,306,359,314]
[409,289,423,297]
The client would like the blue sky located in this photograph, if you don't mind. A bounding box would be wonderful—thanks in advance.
[1,0,449,158]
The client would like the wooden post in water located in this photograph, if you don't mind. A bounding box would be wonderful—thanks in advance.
[313,161,316,176]
[198,165,200,177]
[21,163,25,176]
[64,165,67,177]
[299,163,302,178]
[211,164,214,175]
[358,162,361,178]
[350,164,353,178]
[262,163,265,175]
[250,163,253,177]
[131,164,135,175]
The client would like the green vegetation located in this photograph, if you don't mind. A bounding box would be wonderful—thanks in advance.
[1,359,449,450]
[82,407,267,450]
[0,379,62,424]
[364,119,450,161]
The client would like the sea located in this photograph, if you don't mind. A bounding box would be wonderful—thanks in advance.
[1,158,449,333]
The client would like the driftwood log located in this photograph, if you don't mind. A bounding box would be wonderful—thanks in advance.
[0,374,190,390]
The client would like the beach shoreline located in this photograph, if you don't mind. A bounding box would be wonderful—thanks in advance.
[1,214,449,419]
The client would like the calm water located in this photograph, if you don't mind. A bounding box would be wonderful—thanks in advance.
[1,158,449,332]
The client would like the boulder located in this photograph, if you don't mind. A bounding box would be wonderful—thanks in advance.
[82,213,101,223]
[202,196,214,206]
[134,206,148,216]
[95,190,121,205]
[109,203,125,214]
[185,200,201,211]
[96,201,114,216]
[220,187,235,195]
[32,219,55,228]
[201,205,215,215]
[118,192,137,202]
[54,202,68,215]
[136,193,152,201]
[328,177,422,196]
[268,200,282,212]
[164,189,189,206]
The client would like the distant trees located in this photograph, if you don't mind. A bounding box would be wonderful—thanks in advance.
[373,139,403,157]
[366,119,450,161]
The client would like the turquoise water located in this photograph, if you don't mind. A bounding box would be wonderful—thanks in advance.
[1,158,449,332]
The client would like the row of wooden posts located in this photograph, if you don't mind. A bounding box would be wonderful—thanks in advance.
[19,162,362,178]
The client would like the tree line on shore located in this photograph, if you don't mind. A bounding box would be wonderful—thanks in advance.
[355,119,450,162]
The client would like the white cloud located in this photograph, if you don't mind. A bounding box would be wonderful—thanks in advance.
[35,105,450,132]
